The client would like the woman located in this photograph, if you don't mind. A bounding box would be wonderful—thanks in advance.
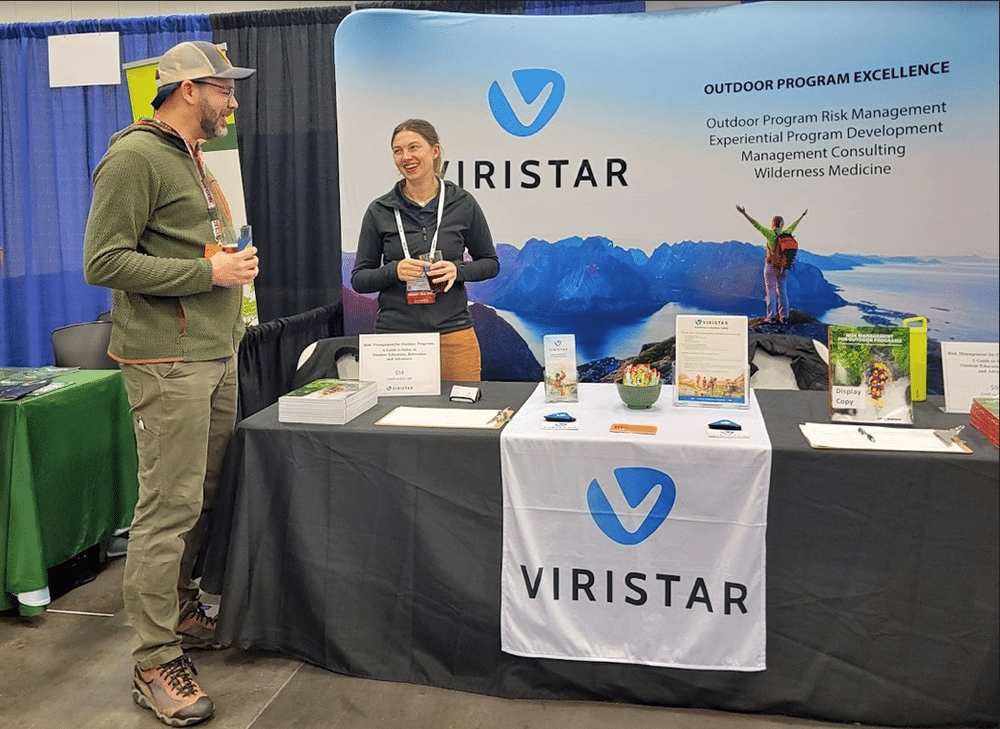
[736,204,807,324]
[352,119,499,381]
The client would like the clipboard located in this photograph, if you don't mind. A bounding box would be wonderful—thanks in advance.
[375,406,514,429]
[798,423,972,453]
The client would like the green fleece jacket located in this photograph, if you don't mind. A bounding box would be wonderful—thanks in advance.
[83,122,244,362]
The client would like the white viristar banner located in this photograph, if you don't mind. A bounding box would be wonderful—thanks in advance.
[334,2,998,376]
[499,384,772,670]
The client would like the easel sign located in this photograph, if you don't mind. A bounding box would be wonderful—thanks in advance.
[940,342,999,413]
[673,315,750,408]
[359,333,441,396]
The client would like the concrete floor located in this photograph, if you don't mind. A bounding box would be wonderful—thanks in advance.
[0,557,977,729]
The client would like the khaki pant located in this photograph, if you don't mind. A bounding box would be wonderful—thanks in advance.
[120,357,238,669]
[440,327,482,382]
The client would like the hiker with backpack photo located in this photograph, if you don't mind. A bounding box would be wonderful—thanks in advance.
[736,204,807,324]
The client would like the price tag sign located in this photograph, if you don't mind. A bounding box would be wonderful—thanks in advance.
[359,333,441,396]
[941,342,999,413]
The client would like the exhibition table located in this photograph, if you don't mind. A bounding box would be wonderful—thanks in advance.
[200,384,999,727]
[0,370,138,614]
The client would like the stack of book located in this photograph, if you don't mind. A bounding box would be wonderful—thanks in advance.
[969,396,999,448]
[278,379,377,425]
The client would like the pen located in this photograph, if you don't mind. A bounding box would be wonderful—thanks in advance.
[858,427,876,442]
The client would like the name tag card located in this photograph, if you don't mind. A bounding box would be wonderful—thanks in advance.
[359,333,441,396]
[940,342,999,413]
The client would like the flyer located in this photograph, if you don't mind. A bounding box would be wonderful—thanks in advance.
[674,315,748,407]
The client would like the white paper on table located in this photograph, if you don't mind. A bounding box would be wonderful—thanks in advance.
[798,423,969,453]
[375,406,510,429]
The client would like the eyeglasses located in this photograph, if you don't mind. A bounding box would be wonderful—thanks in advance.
[192,79,236,102]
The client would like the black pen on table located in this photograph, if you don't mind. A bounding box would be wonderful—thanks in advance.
[858,427,876,443]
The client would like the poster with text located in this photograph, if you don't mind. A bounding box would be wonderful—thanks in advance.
[335,1,998,384]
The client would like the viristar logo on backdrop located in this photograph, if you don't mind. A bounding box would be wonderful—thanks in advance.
[489,69,566,137]
[587,467,676,545]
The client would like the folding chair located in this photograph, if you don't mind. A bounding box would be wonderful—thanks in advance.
[51,321,117,369]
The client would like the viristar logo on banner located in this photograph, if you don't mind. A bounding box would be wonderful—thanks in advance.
[489,69,566,137]
[587,467,676,545]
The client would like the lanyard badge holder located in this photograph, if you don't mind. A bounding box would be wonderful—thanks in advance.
[406,272,436,305]
[395,183,445,305]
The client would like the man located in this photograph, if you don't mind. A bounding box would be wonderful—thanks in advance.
[83,40,259,727]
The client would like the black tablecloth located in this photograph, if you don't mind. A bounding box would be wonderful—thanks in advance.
[201,386,999,727]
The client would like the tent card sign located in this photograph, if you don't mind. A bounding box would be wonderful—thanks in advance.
[543,335,578,403]
[359,333,440,396]
[940,342,999,414]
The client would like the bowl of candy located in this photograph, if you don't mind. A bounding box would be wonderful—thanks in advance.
[616,363,662,409]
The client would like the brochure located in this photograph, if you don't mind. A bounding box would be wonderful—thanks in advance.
[828,325,912,424]
[0,366,78,384]
[278,379,377,425]
[543,334,578,403]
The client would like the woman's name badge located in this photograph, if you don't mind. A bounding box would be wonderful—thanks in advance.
[406,275,436,305]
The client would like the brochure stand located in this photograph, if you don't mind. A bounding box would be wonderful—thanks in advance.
[671,315,750,409]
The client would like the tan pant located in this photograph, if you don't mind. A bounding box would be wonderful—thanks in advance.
[120,357,238,669]
[440,327,482,381]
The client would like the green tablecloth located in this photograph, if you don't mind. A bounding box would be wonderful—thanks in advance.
[0,370,138,614]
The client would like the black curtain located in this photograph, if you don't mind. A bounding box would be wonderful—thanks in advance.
[210,7,350,324]
[236,303,342,419]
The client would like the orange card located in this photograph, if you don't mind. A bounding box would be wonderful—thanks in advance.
[609,423,658,435]
[204,242,237,257]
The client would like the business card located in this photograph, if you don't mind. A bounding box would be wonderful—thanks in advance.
[610,423,658,435]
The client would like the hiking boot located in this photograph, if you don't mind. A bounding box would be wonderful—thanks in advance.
[132,655,214,727]
[178,605,222,650]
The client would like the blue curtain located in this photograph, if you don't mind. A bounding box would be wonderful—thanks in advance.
[524,1,645,13]
[0,16,211,367]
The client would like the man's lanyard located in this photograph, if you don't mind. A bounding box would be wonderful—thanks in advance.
[393,181,445,260]
[138,118,229,246]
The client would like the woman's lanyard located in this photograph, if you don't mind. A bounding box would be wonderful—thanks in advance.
[138,118,229,246]
[393,181,445,260]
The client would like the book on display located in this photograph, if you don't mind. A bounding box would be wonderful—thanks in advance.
[969,396,999,448]
[278,379,377,425]
[827,325,913,425]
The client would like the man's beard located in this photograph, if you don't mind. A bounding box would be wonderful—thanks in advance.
[199,103,228,141]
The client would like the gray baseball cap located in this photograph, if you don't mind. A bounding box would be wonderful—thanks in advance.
[156,41,255,85]
[151,41,255,108]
